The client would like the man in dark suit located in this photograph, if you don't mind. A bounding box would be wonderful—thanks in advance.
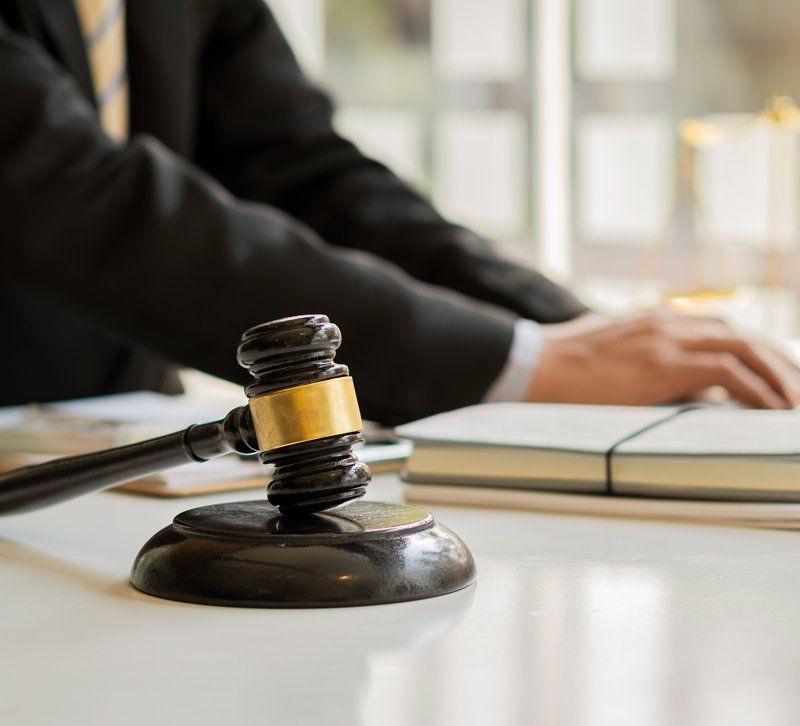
[0,0,798,423]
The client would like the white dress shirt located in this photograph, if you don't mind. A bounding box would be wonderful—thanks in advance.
[483,318,542,402]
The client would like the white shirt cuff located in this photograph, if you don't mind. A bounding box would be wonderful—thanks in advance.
[482,318,542,403]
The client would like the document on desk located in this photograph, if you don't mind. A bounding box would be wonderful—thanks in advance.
[0,391,411,497]
[398,403,800,528]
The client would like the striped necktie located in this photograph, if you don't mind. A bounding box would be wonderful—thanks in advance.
[74,0,129,141]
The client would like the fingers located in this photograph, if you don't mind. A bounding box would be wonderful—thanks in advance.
[763,343,800,406]
[751,346,800,407]
[680,335,800,408]
[533,308,800,409]
[679,352,789,409]
[632,310,800,408]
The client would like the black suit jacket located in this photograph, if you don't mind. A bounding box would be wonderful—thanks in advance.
[0,0,586,423]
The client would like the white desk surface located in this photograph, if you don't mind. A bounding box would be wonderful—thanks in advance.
[3,473,800,726]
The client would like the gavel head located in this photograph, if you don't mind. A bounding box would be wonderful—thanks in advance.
[236,315,372,516]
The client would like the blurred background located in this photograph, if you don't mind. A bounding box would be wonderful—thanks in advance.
[267,0,800,338]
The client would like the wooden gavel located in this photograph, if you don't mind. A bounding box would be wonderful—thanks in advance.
[0,314,475,608]
[0,314,371,517]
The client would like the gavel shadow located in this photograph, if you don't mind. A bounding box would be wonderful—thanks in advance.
[0,535,158,605]
[0,530,479,615]
[0,523,475,726]
[0,532,476,725]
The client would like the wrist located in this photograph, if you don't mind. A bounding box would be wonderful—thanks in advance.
[483,318,543,403]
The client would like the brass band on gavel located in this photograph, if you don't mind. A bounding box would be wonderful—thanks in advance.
[247,377,363,452]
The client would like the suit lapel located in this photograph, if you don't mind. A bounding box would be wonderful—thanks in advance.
[34,0,95,103]
[28,0,195,152]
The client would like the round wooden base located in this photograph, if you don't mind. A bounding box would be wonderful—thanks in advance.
[130,500,476,608]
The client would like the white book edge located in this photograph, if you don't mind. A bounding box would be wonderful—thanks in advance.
[404,482,800,530]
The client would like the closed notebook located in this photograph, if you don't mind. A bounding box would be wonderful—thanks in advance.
[396,403,800,502]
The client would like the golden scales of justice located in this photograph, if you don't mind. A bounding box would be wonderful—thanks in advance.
[641,95,800,326]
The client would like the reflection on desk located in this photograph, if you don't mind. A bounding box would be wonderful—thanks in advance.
[2,473,800,726]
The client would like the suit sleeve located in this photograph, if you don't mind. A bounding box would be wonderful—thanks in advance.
[196,0,588,325]
[0,18,517,423]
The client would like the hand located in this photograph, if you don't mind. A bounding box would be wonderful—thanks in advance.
[527,310,800,409]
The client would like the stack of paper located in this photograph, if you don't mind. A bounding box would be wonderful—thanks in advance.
[0,392,410,497]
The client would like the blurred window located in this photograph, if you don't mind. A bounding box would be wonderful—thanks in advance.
[267,0,800,335]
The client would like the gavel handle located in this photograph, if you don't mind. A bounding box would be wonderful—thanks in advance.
[0,406,258,515]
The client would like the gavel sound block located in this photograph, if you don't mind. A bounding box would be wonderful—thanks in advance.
[0,315,475,608]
